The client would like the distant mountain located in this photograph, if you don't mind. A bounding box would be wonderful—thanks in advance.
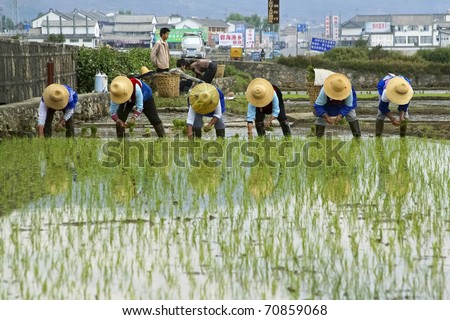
[6,0,450,24]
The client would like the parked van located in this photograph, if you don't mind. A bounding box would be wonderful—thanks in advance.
[181,33,206,59]
[230,46,243,61]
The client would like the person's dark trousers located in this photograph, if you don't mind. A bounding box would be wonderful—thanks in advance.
[254,100,289,137]
[115,102,133,138]
[44,108,74,138]
[201,62,217,83]
[65,116,75,138]
[115,97,164,138]
[156,68,169,73]
[180,79,193,93]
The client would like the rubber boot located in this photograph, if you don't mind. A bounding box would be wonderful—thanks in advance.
[316,125,325,138]
[193,128,202,138]
[255,122,266,136]
[215,128,225,138]
[400,120,407,137]
[349,120,361,138]
[116,122,126,138]
[65,117,75,138]
[375,119,384,137]
[153,123,166,138]
[280,121,291,137]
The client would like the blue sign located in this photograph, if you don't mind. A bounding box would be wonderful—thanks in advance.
[310,37,336,52]
[297,23,307,33]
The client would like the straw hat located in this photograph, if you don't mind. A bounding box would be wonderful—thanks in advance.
[43,84,69,110]
[189,83,219,115]
[140,66,154,77]
[386,77,413,105]
[245,78,274,107]
[323,73,351,101]
[110,76,133,104]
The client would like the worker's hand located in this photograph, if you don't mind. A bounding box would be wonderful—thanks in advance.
[324,115,333,125]
[390,117,400,127]
[54,120,66,132]
[126,117,136,128]
[203,124,212,133]
[116,120,126,128]
[264,120,272,129]
[333,114,343,125]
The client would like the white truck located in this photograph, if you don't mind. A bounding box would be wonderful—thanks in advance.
[181,33,206,59]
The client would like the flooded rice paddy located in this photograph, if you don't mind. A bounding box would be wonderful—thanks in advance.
[0,136,449,299]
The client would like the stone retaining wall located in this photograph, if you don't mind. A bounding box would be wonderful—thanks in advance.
[0,93,110,138]
[0,76,234,138]
[222,61,450,89]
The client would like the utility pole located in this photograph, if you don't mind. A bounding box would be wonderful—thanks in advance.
[0,8,3,33]
[13,0,18,33]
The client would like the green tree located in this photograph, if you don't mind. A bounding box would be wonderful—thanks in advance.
[226,13,246,22]
[354,38,368,47]
[47,34,65,43]
[1,15,14,31]
[415,47,450,63]
[226,13,277,34]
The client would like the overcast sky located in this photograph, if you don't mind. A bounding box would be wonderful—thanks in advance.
[3,0,450,24]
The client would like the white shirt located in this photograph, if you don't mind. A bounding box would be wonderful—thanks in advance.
[37,100,74,126]
[186,102,222,126]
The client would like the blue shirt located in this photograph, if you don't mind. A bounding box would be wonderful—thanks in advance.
[246,92,279,122]
[314,87,357,117]
[377,74,412,115]
[109,80,152,116]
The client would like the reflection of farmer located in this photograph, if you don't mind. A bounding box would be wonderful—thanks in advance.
[188,164,221,196]
[376,139,411,199]
[37,84,78,138]
[109,74,165,138]
[186,83,226,139]
[111,171,137,203]
[248,165,275,201]
[246,78,291,138]
[376,74,413,137]
[314,73,360,138]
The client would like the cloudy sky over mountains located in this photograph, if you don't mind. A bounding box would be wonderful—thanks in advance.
[3,0,450,24]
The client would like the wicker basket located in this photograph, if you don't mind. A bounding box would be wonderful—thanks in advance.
[305,81,321,106]
[215,64,225,78]
[154,73,180,98]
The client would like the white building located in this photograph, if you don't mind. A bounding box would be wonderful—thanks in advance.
[28,9,108,48]
[340,11,450,51]
[101,15,156,48]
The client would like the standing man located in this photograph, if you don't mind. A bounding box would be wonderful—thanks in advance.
[245,78,291,138]
[313,73,360,138]
[109,75,165,138]
[178,58,217,84]
[151,27,171,73]
[376,73,413,137]
[36,83,78,138]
